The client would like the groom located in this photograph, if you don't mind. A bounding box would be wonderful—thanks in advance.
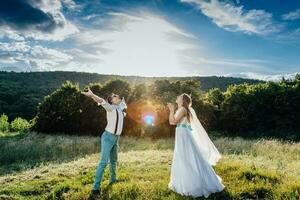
[81,88,127,195]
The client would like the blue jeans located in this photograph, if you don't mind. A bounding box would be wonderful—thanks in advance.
[93,131,119,190]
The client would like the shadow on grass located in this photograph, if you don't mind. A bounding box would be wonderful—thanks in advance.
[87,184,115,200]
[0,132,99,176]
[0,157,87,176]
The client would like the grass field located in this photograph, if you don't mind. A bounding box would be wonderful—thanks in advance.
[0,132,299,200]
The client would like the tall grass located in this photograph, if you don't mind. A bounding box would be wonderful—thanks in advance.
[0,132,99,174]
[0,132,299,199]
[1,132,299,177]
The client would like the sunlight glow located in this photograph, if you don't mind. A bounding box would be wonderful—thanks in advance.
[143,115,155,126]
[126,100,169,126]
[76,12,199,77]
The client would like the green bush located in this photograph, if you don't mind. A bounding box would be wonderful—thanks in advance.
[206,88,224,109]
[219,78,300,138]
[33,80,132,135]
[33,81,85,134]
[32,78,214,137]
[10,117,30,132]
[31,75,300,139]
[0,114,9,132]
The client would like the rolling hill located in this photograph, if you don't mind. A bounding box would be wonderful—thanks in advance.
[0,71,263,121]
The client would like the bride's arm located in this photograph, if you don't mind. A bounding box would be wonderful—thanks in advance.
[167,105,186,125]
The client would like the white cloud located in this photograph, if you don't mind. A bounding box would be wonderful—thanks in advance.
[64,11,286,77]
[0,6,295,78]
[0,41,73,70]
[82,14,100,21]
[67,12,200,76]
[27,0,79,41]
[188,57,269,68]
[0,29,25,41]
[181,0,282,35]
[29,46,73,70]
[61,0,82,11]
[0,0,79,42]
[0,41,31,66]
[0,42,30,52]
[274,28,300,44]
[225,72,299,81]
[282,9,300,20]
[180,49,276,75]
[32,0,62,13]
[31,46,72,61]
[26,22,79,41]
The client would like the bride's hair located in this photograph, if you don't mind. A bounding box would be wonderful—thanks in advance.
[182,93,192,123]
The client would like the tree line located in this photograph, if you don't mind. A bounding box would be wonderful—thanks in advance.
[28,75,300,140]
[0,71,262,121]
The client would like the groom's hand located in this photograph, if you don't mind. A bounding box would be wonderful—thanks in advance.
[81,87,93,97]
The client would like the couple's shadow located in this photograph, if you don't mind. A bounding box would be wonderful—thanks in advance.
[87,184,231,200]
[87,183,115,200]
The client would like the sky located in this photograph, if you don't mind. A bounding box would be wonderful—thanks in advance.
[0,0,300,81]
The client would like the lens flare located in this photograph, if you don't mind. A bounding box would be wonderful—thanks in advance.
[127,100,168,126]
[143,115,155,125]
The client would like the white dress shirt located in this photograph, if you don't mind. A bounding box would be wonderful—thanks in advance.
[97,98,127,135]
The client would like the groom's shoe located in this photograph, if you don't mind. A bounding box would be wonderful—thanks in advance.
[91,189,101,195]
[109,179,119,185]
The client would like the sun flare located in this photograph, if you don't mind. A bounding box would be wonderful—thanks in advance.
[127,100,169,126]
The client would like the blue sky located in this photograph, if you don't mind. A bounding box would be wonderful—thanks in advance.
[0,0,299,80]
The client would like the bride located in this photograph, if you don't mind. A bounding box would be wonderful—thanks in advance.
[167,93,225,198]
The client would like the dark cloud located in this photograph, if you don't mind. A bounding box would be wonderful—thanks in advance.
[0,0,59,32]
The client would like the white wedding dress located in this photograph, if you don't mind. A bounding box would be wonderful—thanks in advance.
[168,107,225,198]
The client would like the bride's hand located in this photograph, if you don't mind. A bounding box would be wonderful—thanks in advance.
[167,103,175,112]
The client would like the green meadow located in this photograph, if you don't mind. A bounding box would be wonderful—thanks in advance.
[0,132,299,200]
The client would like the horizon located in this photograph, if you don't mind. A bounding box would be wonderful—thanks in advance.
[0,69,294,82]
[0,0,299,81]
[0,70,269,81]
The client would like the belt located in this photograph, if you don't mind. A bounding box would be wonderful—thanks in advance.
[176,124,193,131]
[105,130,120,137]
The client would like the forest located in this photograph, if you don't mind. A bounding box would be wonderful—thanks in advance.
[1,71,298,139]
[0,71,262,121]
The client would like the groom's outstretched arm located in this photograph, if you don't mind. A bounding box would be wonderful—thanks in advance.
[81,88,103,103]
[81,88,113,111]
